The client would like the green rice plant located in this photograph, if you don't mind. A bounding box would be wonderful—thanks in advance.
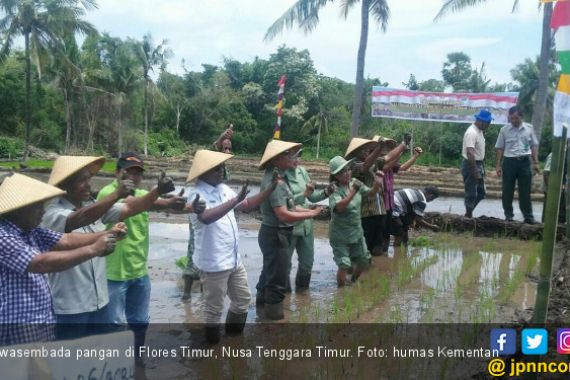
[175,256,188,271]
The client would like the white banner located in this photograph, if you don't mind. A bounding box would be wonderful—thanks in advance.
[0,331,134,380]
[371,87,519,124]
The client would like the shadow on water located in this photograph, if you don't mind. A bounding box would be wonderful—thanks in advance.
[147,220,540,325]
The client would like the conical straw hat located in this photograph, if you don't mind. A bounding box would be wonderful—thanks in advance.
[0,173,65,215]
[187,150,233,182]
[48,156,106,186]
[258,140,302,170]
[372,135,398,154]
[345,138,376,158]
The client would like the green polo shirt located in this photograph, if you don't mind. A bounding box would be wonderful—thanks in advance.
[329,178,371,244]
[97,180,150,281]
[285,166,327,236]
[260,167,295,228]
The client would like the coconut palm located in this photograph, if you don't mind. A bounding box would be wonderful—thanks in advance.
[133,33,171,157]
[435,0,553,142]
[0,0,97,160]
[265,0,390,138]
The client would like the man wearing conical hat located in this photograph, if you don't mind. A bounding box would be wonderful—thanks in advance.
[41,155,183,340]
[345,134,410,256]
[183,125,235,300]
[187,150,276,344]
[372,135,424,254]
[0,173,126,345]
[256,140,324,320]
[96,152,195,365]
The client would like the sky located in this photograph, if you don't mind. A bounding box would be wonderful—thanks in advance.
[83,0,544,88]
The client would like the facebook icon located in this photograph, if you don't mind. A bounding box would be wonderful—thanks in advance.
[490,329,517,355]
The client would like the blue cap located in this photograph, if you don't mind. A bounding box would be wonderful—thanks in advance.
[474,109,493,123]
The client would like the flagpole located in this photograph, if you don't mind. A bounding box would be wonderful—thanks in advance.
[273,75,286,140]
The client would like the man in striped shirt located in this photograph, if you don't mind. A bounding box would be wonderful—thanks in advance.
[392,187,440,246]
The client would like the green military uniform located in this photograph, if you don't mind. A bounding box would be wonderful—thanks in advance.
[329,178,372,270]
[255,167,296,305]
[284,166,328,289]
[352,158,387,254]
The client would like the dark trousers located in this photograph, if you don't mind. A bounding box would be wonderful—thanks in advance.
[382,209,393,252]
[256,225,292,305]
[461,159,486,211]
[361,215,387,254]
[502,156,533,220]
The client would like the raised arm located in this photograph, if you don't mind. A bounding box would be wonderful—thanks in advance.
[399,147,423,172]
[66,179,135,231]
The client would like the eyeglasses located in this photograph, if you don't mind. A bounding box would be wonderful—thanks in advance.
[283,149,302,159]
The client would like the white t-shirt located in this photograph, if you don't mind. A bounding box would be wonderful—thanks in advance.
[462,124,486,161]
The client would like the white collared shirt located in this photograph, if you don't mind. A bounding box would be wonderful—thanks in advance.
[189,180,240,273]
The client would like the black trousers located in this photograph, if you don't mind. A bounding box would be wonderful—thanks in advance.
[361,215,387,253]
[256,225,292,305]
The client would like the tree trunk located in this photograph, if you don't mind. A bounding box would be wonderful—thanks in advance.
[24,32,31,162]
[64,87,72,153]
[175,103,181,134]
[144,78,149,157]
[350,0,370,138]
[316,123,321,159]
[117,95,123,157]
[531,2,553,143]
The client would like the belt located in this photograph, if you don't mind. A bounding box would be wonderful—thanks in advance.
[261,224,294,231]
[504,155,530,161]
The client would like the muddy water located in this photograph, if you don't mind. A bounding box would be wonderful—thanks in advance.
[147,219,539,324]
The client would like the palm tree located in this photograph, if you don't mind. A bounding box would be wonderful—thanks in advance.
[435,0,553,142]
[301,107,329,158]
[133,33,170,157]
[0,0,97,160]
[48,33,83,153]
[265,0,390,138]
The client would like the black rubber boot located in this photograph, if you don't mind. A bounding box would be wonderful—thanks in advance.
[182,275,193,300]
[295,273,311,291]
[465,207,473,218]
[255,291,264,307]
[205,325,221,345]
[265,302,284,320]
[225,311,247,335]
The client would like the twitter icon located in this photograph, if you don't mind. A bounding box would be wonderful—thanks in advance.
[522,329,548,355]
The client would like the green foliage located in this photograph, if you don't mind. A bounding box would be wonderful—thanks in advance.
[0,28,557,165]
[147,129,188,157]
[0,136,24,158]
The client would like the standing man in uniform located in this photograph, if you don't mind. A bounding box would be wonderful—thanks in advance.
[284,151,335,291]
[255,140,323,320]
[495,106,540,224]
[461,109,493,218]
